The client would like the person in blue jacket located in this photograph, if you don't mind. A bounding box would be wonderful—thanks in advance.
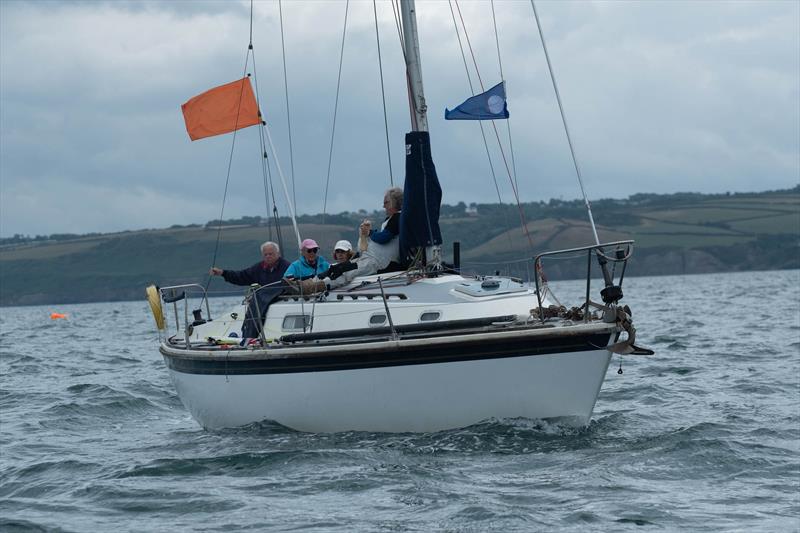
[284,238,331,280]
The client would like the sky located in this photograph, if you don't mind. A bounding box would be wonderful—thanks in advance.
[1,0,798,238]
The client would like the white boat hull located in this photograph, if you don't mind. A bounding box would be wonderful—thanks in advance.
[165,341,613,432]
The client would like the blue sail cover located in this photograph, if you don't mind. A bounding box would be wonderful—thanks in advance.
[399,131,443,264]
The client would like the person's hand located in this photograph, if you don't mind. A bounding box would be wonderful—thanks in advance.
[210,267,223,276]
[359,219,372,237]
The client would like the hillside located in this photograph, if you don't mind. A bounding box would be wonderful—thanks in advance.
[1,188,798,306]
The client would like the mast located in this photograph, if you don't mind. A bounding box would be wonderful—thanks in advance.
[400,0,428,132]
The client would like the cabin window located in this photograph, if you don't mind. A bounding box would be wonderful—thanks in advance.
[369,313,387,326]
[419,311,441,322]
[282,314,310,331]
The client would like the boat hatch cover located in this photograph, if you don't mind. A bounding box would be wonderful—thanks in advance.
[454,278,528,297]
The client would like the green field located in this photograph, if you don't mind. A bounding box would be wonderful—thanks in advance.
[1,188,798,305]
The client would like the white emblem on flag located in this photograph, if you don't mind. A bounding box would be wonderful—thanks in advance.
[487,95,504,114]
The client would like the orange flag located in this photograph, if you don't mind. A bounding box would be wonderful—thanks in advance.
[181,77,261,141]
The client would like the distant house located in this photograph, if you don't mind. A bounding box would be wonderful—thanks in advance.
[466,204,479,216]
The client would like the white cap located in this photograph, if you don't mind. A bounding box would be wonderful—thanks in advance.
[334,239,353,252]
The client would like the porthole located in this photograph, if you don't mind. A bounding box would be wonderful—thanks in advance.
[419,311,441,322]
[282,314,310,331]
[369,313,387,326]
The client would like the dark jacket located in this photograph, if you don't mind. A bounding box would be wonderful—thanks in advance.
[222,258,290,287]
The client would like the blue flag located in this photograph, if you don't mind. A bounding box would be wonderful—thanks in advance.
[445,81,509,120]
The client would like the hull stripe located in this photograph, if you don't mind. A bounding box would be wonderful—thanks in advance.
[162,333,613,375]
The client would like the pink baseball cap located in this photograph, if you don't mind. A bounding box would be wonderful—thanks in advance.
[300,238,319,250]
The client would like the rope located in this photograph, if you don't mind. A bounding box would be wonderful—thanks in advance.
[322,0,350,222]
[278,0,298,218]
[531,0,600,245]
[374,0,394,187]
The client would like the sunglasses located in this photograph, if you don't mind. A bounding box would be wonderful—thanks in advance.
[305,247,319,253]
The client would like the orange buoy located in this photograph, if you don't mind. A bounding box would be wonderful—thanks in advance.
[50,312,68,320]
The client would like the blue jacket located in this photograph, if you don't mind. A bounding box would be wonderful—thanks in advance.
[222,258,290,287]
[369,212,400,244]
[284,255,331,280]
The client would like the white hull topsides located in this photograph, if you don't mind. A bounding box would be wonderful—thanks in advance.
[160,273,621,432]
[167,345,613,433]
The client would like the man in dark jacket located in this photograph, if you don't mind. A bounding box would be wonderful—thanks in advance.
[210,241,289,338]
[210,241,289,286]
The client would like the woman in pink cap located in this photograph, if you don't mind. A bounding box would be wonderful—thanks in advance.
[283,238,331,280]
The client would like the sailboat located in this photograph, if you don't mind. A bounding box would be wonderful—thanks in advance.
[148,0,652,433]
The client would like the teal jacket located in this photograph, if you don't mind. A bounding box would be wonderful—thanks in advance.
[284,255,331,280]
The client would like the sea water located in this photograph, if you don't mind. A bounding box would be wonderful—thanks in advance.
[1,270,798,531]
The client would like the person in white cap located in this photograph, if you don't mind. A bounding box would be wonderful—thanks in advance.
[332,239,356,263]
[283,238,331,280]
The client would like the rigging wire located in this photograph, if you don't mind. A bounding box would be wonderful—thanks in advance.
[531,0,600,245]
[252,1,299,249]
[247,0,283,251]
[373,0,394,187]
[278,0,298,219]
[447,0,516,261]
[251,47,283,249]
[390,0,405,58]
[453,0,535,255]
[447,1,503,209]
[490,0,519,193]
[204,50,253,300]
[322,0,350,223]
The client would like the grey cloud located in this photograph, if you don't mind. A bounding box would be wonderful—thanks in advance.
[1,0,797,237]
